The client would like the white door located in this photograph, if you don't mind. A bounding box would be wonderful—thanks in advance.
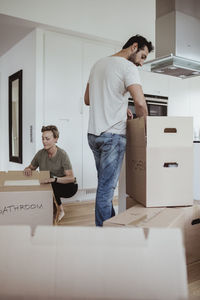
[44,31,83,188]
[82,41,116,189]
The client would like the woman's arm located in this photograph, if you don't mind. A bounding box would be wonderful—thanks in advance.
[42,169,75,184]
[24,164,37,176]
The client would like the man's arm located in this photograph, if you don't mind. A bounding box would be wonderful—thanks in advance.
[127,84,148,118]
[84,83,90,106]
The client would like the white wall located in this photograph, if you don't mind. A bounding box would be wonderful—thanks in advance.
[40,30,119,189]
[0,0,155,55]
[0,69,2,169]
[0,30,36,170]
[0,0,156,183]
[168,76,200,139]
[188,77,200,139]
[35,29,45,151]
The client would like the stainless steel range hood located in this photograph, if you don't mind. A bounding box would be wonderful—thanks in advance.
[143,0,200,79]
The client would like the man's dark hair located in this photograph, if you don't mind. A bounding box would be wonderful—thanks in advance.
[122,34,154,53]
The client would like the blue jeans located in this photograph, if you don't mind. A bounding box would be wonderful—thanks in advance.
[88,132,126,226]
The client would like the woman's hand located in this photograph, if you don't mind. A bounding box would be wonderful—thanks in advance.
[41,178,55,184]
[24,168,32,176]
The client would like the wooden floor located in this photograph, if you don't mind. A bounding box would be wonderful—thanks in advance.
[58,200,95,226]
[58,200,200,298]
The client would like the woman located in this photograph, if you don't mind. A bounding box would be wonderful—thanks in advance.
[24,125,78,222]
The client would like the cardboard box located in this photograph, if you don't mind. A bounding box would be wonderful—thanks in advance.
[0,225,188,299]
[104,197,185,229]
[126,195,138,209]
[180,201,200,265]
[126,116,193,207]
[107,196,200,266]
[0,171,53,233]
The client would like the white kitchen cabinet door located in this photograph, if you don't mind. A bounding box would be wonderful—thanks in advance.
[139,70,169,96]
[194,142,200,200]
[44,31,83,188]
[188,77,200,137]
[82,41,116,189]
[168,77,190,117]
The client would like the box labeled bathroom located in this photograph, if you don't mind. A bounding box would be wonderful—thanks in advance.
[0,171,53,232]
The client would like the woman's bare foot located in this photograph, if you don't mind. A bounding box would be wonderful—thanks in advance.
[56,205,65,223]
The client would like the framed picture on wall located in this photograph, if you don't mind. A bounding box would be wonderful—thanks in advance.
[8,69,23,163]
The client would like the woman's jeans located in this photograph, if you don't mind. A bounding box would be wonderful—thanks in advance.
[88,132,126,226]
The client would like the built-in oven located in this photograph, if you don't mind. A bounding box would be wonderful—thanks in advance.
[128,94,168,117]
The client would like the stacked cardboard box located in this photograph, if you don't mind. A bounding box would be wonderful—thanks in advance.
[106,117,199,266]
[122,117,200,264]
[126,116,193,207]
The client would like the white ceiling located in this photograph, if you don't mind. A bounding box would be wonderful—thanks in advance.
[0,14,42,57]
[0,13,112,58]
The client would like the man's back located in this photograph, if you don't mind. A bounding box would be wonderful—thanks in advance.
[88,56,141,136]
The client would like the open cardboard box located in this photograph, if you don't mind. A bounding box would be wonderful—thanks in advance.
[180,200,200,265]
[0,225,188,300]
[0,171,53,233]
[104,197,185,229]
[126,116,193,207]
[106,196,200,266]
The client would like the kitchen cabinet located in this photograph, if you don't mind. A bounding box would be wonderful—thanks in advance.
[139,70,169,97]
[194,142,200,200]
[168,77,190,116]
[44,32,83,188]
[82,41,116,189]
[43,31,116,190]
[187,77,200,137]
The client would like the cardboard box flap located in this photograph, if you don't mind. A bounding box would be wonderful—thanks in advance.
[104,206,165,227]
[103,210,147,226]
[147,227,183,246]
[127,117,146,147]
[128,205,164,218]
[0,171,52,191]
[136,208,185,228]
[33,226,58,245]
[104,205,184,230]
[0,225,31,243]
[0,226,188,299]
[146,116,193,148]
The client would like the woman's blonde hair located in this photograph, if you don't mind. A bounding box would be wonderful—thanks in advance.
[41,125,59,139]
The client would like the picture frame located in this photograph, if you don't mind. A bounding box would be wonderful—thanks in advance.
[8,69,23,163]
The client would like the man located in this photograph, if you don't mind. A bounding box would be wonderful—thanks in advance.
[84,34,154,226]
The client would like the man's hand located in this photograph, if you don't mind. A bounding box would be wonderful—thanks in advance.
[127,84,148,118]
[127,108,133,119]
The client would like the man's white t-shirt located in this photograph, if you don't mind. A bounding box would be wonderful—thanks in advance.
[88,56,141,136]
